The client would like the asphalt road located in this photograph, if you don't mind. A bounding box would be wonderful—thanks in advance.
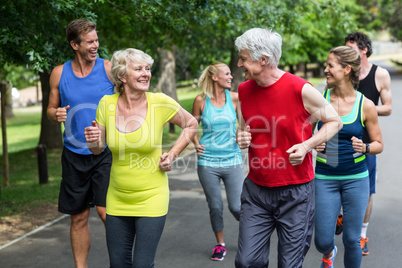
[0,60,401,267]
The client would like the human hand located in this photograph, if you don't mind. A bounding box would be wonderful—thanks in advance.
[159,152,176,172]
[351,136,365,153]
[195,144,205,157]
[315,142,326,152]
[235,125,251,149]
[55,105,70,122]
[286,142,309,166]
[84,121,101,143]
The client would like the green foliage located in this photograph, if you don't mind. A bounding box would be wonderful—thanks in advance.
[0,0,98,71]
[281,0,358,66]
[2,64,39,89]
[355,0,402,41]
[379,0,402,41]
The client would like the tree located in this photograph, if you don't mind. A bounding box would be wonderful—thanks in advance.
[0,0,100,149]
[280,0,358,77]
[93,0,203,133]
[379,0,402,41]
[0,0,373,152]
[354,0,402,41]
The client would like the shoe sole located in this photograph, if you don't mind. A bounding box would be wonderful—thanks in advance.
[211,252,226,261]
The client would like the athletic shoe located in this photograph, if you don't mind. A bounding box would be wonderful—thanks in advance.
[335,214,343,235]
[361,237,369,256]
[211,244,227,261]
[320,246,337,268]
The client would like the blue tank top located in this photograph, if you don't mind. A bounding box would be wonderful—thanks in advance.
[59,58,114,155]
[198,90,242,167]
[315,89,368,179]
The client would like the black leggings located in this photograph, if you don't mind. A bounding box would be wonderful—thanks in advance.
[106,214,167,268]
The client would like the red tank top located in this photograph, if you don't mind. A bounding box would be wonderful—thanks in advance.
[238,73,314,187]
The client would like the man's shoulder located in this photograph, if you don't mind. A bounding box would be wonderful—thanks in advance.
[375,65,391,80]
[52,63,64,72]
[51,60,73,75]
[50,64,65,81]
[285,72,309,84]
[374,65,391,91]
[238,79,253,92]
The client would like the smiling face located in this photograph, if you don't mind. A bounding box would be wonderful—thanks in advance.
[325,53,349,87]
[121,61,152,93]
[213,65,233,90]
[237,49,264,81]
[72,30,99,62]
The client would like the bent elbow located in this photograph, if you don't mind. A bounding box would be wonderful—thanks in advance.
[378,144,384,154]
[385,108,392,116]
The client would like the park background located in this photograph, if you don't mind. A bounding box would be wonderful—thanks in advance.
[0,0,401,247]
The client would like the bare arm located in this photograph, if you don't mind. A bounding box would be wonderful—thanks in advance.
[191,95,205,156]
[159,107,198,171]
[375,66,392,116]
[235,97,251,149]
[47,65,70,122]
[230,91,240,118]
[351,98,383,155]
[104,59,114,84]
[287,84,342,165]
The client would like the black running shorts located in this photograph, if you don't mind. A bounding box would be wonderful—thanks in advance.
[58,146,112,215]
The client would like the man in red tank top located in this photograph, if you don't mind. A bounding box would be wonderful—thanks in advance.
[233,28,343,268]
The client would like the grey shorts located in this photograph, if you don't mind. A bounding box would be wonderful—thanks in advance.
[235,177,315,268]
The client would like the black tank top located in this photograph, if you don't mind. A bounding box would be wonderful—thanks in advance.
[357,64,380,143]
[357,64,380,105]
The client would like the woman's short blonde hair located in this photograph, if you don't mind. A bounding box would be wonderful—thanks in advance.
[110,48,154,93]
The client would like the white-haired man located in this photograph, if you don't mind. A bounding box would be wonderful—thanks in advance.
[234,28,342,267]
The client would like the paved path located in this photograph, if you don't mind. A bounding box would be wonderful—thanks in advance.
[0,61,401,267]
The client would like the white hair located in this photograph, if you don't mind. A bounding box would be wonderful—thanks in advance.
[110,48,154,93]
[234,28,282,67]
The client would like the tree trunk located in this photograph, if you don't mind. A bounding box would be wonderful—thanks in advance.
[289,65,295,74]
[0,82,10,186]
[38,71,63,149]
[229,48,244,93]
[157,47,178,134]
[4,82,14,118]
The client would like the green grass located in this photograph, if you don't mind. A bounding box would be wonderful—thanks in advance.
[0,148,62,216]
[0,106,41,154]
[0,105,61,217]
[308,77,326,87]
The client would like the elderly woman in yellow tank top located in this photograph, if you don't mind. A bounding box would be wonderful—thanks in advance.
[84,48,198,268]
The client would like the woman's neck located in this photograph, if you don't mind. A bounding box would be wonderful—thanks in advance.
[331,82,356,99]
[120,90,147,110]
[212,87,226,99]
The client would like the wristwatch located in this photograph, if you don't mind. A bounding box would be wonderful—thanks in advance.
[365,143,370,154]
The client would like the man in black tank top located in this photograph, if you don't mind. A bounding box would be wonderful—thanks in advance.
[342,32,393,256]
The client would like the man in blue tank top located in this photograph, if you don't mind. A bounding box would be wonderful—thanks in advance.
[342,32,392,256]
[47,19,114,267]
